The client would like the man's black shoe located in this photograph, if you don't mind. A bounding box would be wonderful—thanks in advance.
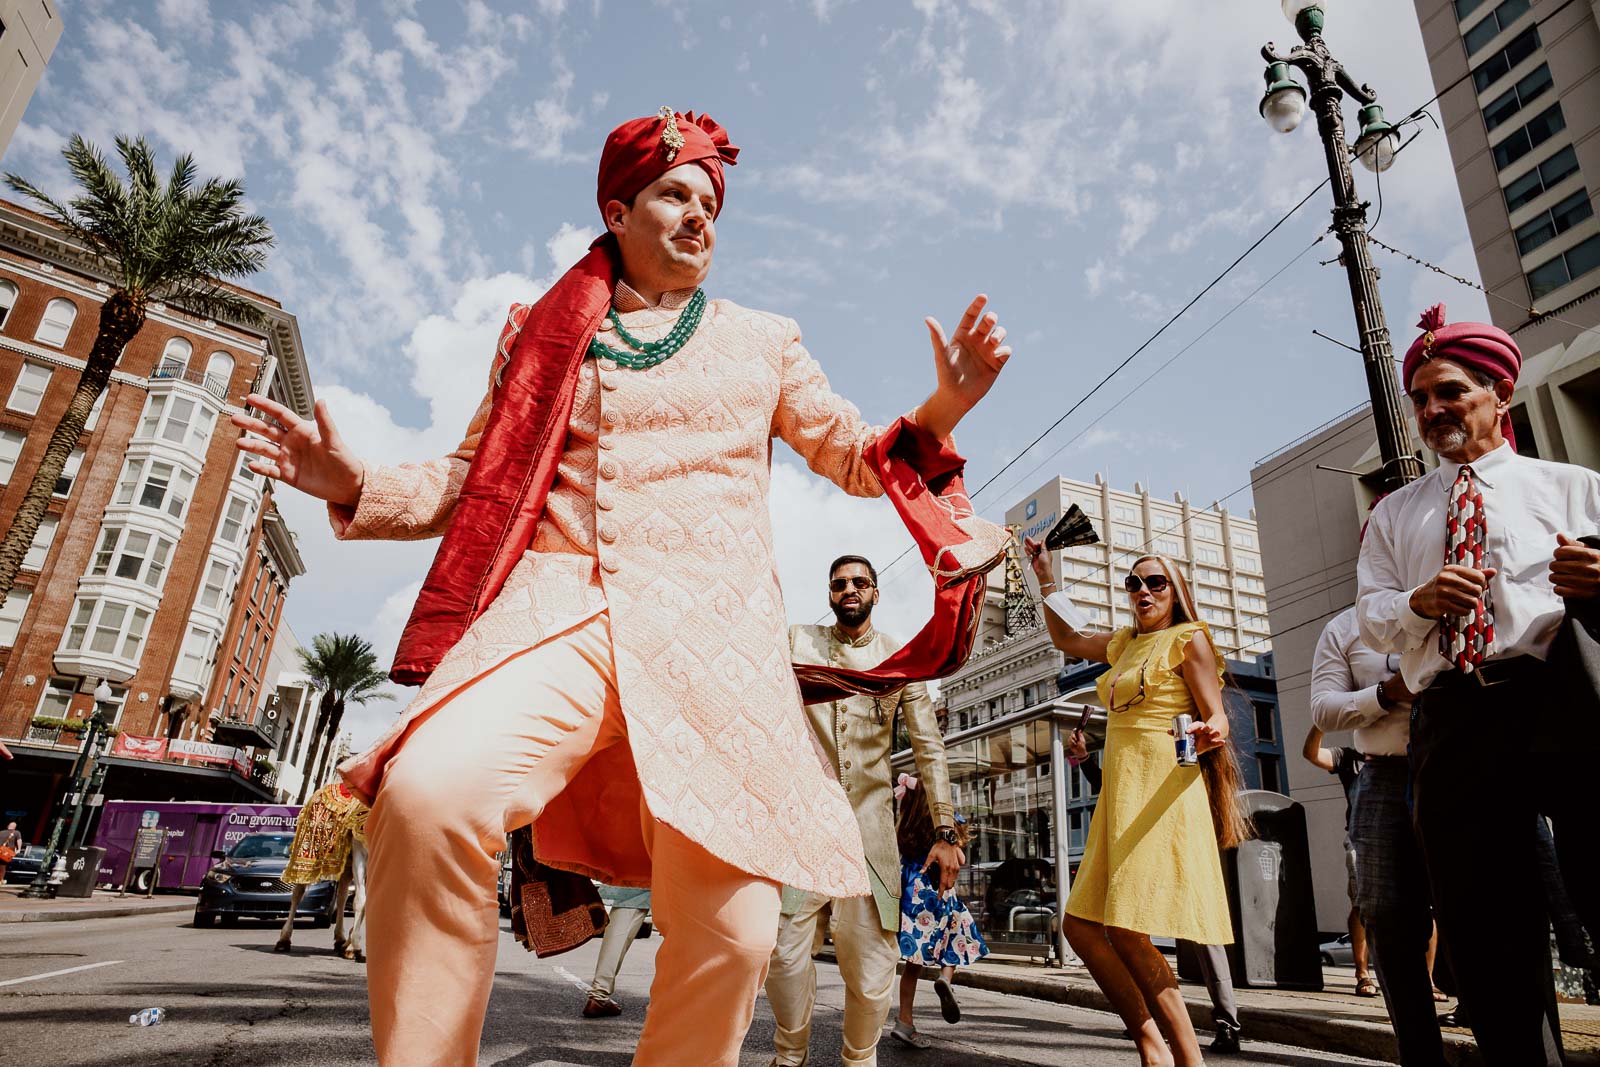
[1438,1003,1471,1029]
[1210,1023,1242,1054]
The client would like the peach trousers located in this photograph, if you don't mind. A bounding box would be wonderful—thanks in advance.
[363,611,781,1067]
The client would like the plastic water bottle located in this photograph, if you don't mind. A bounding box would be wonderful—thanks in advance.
[129,1007,166,1027]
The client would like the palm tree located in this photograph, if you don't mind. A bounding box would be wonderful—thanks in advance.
[0,135,274,605]
[296,633,391,803]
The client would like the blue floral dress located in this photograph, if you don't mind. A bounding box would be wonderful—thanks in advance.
[898,857,990,967]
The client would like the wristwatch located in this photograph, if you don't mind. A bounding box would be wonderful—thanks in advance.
[935,826,959,847]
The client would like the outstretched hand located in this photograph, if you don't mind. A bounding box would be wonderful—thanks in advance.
[916,294,1012,440]
[230,394,365,508]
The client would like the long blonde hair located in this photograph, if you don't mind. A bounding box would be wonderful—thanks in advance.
[1129,554,1254,850]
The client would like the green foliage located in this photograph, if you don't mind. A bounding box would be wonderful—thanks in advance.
[297,633,391,706]
[31,716,88,733]
[4,134,274,324]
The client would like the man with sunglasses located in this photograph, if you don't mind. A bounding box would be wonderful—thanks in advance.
[767,555,963,1067]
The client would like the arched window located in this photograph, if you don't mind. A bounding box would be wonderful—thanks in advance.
[0,280,17,329]
[204,352,234,398]
[34,298,77,347]
[156,337,192,379]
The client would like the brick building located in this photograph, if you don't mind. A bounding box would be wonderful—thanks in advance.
[0,199,314,841]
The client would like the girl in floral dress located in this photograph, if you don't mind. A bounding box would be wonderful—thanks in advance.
[890,774,989,1049]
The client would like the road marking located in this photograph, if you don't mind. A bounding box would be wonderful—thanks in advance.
[550,964,590,992]
[0,959,124,987]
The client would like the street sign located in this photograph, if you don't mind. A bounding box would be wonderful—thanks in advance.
[131,827,164,869]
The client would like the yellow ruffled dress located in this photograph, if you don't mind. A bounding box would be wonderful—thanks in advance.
[1065,621,1233,944]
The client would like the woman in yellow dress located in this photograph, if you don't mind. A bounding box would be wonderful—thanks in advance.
[1025,539,1250,1067]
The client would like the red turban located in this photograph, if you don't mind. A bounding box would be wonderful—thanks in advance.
[596,107,739,220]
[1401,303,1521,449]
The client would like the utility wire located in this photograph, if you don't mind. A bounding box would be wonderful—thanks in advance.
[817,226,1329,623]
[818,12,1573,620]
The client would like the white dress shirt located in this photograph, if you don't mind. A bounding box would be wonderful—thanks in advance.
[1357,442,1600,690]
[1310,607,1410,757]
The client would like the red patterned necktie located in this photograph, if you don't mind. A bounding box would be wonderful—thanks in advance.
[1440,464,1494,672]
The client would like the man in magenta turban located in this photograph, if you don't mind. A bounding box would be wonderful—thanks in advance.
[232,108,1013,1066]
[1358,304,1600,1065]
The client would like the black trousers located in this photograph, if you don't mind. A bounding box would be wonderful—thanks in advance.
[1538,753,1599,973]
[1350,757,1447,1067]
[1411,662,1564,1067]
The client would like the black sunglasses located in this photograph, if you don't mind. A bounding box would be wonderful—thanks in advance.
[829,576,876,593]
[1123,573,1171,594]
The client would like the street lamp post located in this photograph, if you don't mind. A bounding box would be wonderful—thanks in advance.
[1260,0,1426,492]
[22,680,113,898]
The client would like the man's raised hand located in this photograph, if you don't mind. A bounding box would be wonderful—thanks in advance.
[917,294,1012,440]
[230,395,365,508]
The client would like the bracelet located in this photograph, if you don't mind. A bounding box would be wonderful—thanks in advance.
[1039,582,1057,591]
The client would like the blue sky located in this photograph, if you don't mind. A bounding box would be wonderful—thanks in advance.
[6,0,1491,746]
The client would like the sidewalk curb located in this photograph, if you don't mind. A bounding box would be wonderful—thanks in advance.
[946,966,1421,1064]
[0,900,192,924]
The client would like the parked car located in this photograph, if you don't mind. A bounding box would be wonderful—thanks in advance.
[3,845,48,885]
[193,832,337,928]
[1319,933,1356,967]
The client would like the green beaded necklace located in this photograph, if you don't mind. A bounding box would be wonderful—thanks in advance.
[588,288,707,370]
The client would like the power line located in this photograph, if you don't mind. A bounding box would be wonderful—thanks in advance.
[821,227,1329,622]
[1366,232,1600,345]
[823,27,1539,619]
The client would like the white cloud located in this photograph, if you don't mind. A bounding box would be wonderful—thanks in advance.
[1085,260,1127,298]
[1117,195,1160,253]
[508,56,587,163]
[157,0,214,42]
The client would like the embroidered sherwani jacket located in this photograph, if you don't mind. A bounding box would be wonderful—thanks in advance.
[333,287,887,899]
[786,623,955,930]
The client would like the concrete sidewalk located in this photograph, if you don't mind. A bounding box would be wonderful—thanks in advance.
[917,951,1600,1066]
[0,885,194,923]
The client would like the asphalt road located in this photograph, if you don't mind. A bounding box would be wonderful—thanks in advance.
[0,909,1390,1066]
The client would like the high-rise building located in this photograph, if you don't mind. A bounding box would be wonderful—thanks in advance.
[923,475,1282,952]
[0,0,62,159]
[1415,0,1600,363]
[0,198,314,840]
[937,473,1274,791]
[1004,475,1272,663]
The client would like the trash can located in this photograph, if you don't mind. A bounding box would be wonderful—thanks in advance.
[57,846,106,899]
[1180,790,1323,991]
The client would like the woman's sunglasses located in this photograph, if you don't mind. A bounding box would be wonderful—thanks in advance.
[1123,573,1171,594]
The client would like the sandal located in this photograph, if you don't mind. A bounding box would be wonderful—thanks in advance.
[890,1020,931,1049]
[1432,987,1448,1002]
[1355,976,1381,998]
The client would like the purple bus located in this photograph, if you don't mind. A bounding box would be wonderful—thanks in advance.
[93,801,301,891]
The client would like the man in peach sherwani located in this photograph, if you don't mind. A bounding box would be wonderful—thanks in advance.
[233,108,1012,1067]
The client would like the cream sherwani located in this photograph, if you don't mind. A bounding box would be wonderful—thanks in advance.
[337,285,898,1067]
[767,623,955,1067]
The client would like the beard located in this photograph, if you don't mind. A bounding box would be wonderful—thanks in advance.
[1423,420,1469,454]
[831,599,872,627]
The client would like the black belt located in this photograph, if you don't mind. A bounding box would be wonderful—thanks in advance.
[1426,655,1538,691]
